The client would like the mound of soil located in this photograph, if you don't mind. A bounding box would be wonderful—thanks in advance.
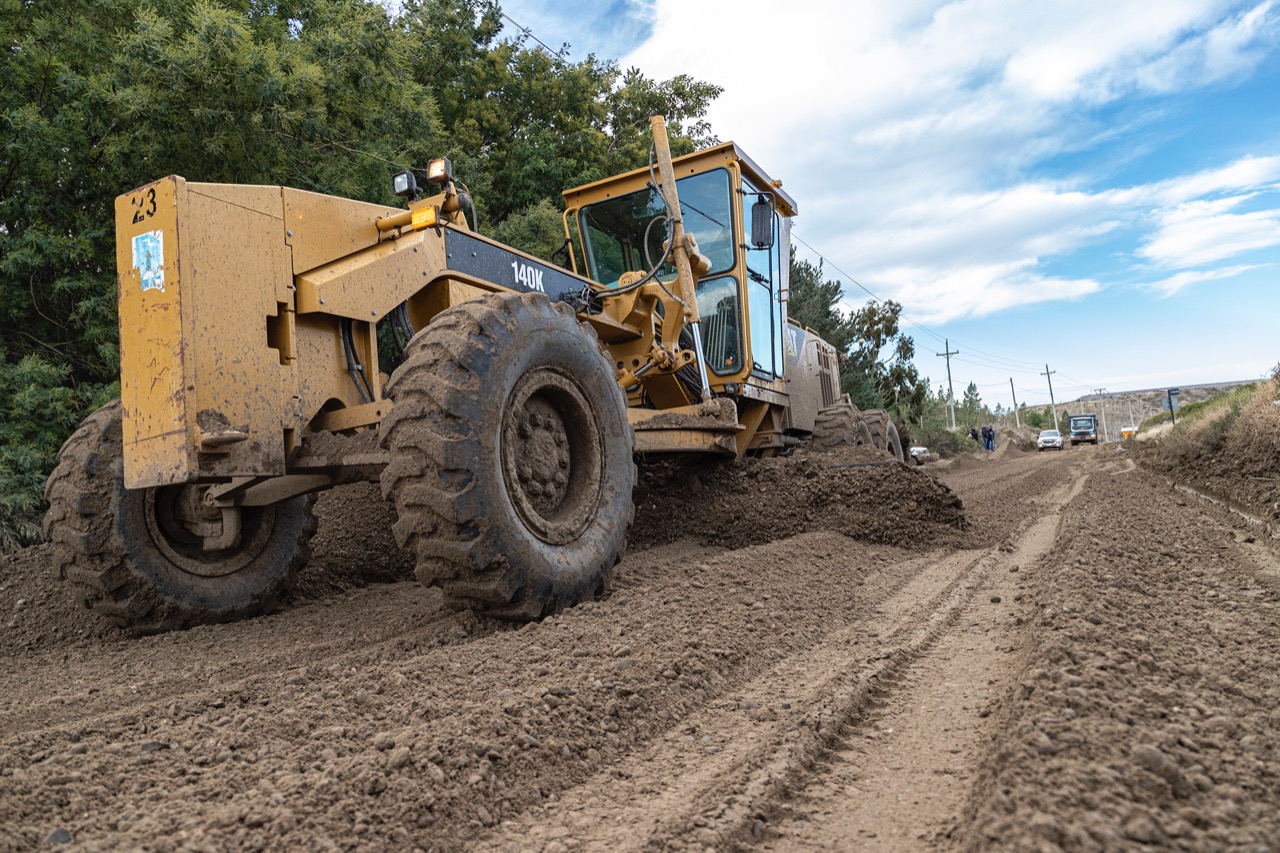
[298,483,415,599]
[630,447,966,553]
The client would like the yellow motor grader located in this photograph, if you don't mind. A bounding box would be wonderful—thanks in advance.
[43,117,904,632]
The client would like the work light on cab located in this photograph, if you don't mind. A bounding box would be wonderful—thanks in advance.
[427,157,452,185]
[392,170,418,199]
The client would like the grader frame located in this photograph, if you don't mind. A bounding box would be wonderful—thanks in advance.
[45,117,892,632]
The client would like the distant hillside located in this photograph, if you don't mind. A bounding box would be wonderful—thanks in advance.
[1003,379,1258,441]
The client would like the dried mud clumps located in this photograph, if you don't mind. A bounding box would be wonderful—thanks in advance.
[630,451,966,552]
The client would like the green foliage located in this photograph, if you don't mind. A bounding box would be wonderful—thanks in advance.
[407,2,721,226]
[0,0,723,551]
[786,251,928,420]
[1025,409,1045,429]
[961,382,983,421]
[786,253,858,352]
[1171,384,1257,425]
[0,349,114,551]
[847,299,926,420]
[490,199,568,263]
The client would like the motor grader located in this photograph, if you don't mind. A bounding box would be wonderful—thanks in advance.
[43,117,904,632]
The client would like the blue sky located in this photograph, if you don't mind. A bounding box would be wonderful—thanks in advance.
[497,0,1280,410]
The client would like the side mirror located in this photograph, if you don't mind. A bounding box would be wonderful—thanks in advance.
[750,195,774,249]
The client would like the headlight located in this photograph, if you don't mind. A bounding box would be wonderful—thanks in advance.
[426,157,453,185]
[392,171,418,198]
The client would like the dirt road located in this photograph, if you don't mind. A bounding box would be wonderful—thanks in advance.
[2,443,1278,851]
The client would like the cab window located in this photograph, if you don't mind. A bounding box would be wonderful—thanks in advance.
[742,179,781,378]
[576,169,736,284]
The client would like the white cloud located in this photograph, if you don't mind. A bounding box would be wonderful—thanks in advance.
[603,1,1280,324]
[850,260,1101,325]
[1140,196,1280,267]
[1149,154,1280,205]
[1141,264,1264,295]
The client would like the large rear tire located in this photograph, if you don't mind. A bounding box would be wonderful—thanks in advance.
[42,401,316,633]
[379,292,635,620]
[810,400,873,450]
[863,409,905,462]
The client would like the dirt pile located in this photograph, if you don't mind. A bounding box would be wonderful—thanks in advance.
[630,447,966,553]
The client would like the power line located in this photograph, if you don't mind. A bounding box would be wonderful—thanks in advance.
[790,230,1059,379]
[477,10,1093,405]
[500,12,570,65]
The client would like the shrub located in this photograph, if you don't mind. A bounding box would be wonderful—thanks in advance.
[0,353,113,553]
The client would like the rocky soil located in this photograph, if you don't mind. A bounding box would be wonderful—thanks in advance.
[1,417,1278,851]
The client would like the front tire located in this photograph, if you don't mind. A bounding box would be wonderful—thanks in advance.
[379,292,635,620]
[42,401,316,633]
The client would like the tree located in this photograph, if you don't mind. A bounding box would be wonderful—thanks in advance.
[0,0,725,550]
[847,299,928,422]
[961,382,983,422]
[403,1,721,229]
[786,253,928,423]
[786,253,858,352]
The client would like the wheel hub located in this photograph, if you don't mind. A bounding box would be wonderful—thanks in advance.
[502,367,603,545]
[146,485,272,577]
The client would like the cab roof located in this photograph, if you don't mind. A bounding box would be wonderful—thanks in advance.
[562,141,798,217]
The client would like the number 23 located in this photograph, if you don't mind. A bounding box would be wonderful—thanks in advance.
[131,188,157,224]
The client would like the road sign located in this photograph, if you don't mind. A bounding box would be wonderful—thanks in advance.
[1169,388,1180,396]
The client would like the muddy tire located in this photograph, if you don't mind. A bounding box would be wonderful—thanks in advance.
[863,409,905,462]
[810,400,873,450]
[42,401,317,633]
[379,292,635,620]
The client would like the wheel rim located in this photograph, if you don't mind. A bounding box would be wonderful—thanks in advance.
[145,485,277,577]
[501,366,603,545]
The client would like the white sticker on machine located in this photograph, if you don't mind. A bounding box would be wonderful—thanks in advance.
[132,230,164,292]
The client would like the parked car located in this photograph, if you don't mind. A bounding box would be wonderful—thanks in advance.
[1037,429,1064,451]
[908,446,930,465]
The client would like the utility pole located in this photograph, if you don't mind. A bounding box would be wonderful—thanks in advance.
[937,339,958,431]
[1093,387,1108,443]
[1009,378,1021,428]
[1041,364,1058,431]
[1127,399,1135,436]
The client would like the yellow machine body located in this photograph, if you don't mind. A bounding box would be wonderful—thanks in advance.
[115,138,842,493]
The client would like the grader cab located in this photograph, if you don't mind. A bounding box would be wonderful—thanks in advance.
[44,117,902,633]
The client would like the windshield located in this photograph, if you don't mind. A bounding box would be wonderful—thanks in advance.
[576,169,735,285]
[1069,417,1094,429]
[1040,430,1060,438]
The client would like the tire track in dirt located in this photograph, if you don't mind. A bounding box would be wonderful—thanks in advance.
[0,541,724,741]
[960,459,1280,850]
[758,468,1088,850]
[478,540,1016,851]
[0,532,949,851]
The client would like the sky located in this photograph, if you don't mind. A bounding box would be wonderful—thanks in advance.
[495,0,1280,410]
